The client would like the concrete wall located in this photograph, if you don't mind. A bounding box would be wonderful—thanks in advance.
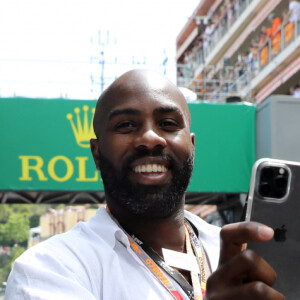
[257,95,300,161]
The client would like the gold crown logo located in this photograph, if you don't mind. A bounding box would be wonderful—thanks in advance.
[66,105,96,148]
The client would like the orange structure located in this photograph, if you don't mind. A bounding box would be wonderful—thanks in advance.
[271,17,282,55]
[176,0,300,104]
[285,22,294,44]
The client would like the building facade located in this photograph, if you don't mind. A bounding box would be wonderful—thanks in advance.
[176,0,300,103]
[28,205,100,247]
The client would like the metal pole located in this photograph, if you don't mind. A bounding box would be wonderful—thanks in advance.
[100,51,105,93]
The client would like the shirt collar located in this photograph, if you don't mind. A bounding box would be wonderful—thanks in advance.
[87,206,130,249]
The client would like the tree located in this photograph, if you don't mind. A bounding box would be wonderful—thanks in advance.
[29,214,40,228]
[0,204,61,283]
[0,204,52,283]
[0,246,26,283]
[0,214,29,247]
[0,253,11,283]
[0,206,12,224]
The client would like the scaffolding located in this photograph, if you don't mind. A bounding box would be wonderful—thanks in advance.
[177,18,300,102]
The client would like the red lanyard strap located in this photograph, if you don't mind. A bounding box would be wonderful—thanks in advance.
[136,239,194,299]
[129,219,207,300]
[127,234,184,300]
[106,207,207,300]
[106,208,184,300]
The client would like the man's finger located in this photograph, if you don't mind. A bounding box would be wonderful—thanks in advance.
[214,249,276,286]
[207,249,284,300]
[219,221,274,265]
[207,281,285,300]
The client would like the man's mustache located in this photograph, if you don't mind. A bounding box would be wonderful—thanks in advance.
[125,148,175,168]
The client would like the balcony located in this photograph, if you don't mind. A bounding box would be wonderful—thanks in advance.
[229,19,300,102]
[178,0,271,83]
[178,18,300,103]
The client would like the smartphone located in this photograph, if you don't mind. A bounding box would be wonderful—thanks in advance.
[245,158,300,299]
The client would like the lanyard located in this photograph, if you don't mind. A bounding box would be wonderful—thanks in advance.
[127,234,184,300]
[135,236,194,299]
[185,221,207,300]
[106,208,207,300]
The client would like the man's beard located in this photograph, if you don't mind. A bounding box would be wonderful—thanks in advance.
[98,148,194,218]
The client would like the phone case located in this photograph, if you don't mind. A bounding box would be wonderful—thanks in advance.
[245,158,300,299]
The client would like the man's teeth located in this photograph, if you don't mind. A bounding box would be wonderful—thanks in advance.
[134,164,167,173]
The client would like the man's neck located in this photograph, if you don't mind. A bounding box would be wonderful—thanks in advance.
[107,201,186,257]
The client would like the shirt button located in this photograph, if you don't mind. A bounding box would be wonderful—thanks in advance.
[121,236,128,246]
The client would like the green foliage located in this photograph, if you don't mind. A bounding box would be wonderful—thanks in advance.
[0,204,52,248]
[0,255,11,283]
[0,214,29,247]
[29,214,40,228]
[10,246,26,264]
[0,204,60,283]
[0,206,12,224]
[0,254,10,270]
[10,204,48,218]
[55,204,65,210]
[0,247,26,283]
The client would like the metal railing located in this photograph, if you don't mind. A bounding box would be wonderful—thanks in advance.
[228,19,300,99]
[204,0,254,58]
[178,18,300,102]
[180,0,254,77]
[177,65,246,102]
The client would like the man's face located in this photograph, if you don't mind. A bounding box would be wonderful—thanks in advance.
[91,76,195,218]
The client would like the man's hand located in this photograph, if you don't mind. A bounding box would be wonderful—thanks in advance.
[206,222,285,300]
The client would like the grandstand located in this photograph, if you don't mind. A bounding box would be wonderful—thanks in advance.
[176,0,300,103]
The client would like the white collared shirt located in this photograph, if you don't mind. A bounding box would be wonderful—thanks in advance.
[5,207,220,300]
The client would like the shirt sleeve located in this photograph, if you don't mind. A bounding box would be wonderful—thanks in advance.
[5,252,98,300]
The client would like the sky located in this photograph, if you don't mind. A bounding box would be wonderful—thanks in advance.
[0,0,199,99]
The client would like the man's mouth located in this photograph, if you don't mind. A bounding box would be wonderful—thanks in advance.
[133,164,168,173]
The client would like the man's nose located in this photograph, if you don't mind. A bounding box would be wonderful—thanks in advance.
[133,127,167,151]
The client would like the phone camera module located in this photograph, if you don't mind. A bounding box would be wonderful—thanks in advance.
[258,166,289,199]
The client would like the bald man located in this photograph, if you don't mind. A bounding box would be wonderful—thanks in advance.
[5,70,284,300]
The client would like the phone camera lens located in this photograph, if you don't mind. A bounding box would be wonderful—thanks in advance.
[275,175,287,188]
[274,175,288,198]
[261,167,274,180]
[259,182,272,197]
[275,188,286,198]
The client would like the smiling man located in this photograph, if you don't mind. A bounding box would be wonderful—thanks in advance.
[91,69,195,220]
[5,70,284,300]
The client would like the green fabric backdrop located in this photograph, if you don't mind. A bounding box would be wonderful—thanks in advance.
[0,98,256,193]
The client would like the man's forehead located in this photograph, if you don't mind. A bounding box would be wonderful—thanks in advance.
[103,91,188,120]
[107,101,184,120]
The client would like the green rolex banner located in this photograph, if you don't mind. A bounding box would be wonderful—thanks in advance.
[0,98,99,191]
[0,98,256,193]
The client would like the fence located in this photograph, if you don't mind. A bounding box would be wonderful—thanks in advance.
[179,0,254,78]
[228,18,300,99]
[178,18,300,102]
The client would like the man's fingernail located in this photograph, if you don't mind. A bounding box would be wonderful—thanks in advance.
[258,226,274,239]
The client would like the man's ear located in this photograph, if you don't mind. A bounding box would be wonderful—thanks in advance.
[191,133,195,146]
[90,138,100,170]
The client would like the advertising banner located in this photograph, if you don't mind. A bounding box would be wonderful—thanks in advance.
[0,98,256,193]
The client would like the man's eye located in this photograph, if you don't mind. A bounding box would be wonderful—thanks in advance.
[159,120,179,130]
[115,121,136,132]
